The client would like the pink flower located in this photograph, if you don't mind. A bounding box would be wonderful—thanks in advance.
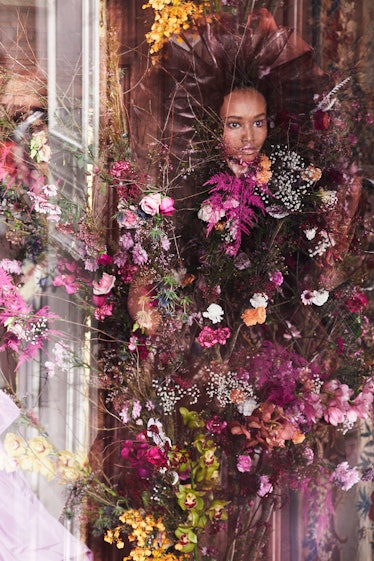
[269,271,283,286]
[159,196,175,216]
[92,272,116,295]
[92,294,107,307]
[197,326,231,348]
[94,303,113,321]
[139,193,162,216]
[97,254,113,266]
[257,475,273,497]
[344,290,368,313]
[198,203,225,224]
[332,461,360,491]
[53,273,78,294]
[237,455,252,473]
[144,446,168,468]
[118,209,138,229]
[132,244,148,265]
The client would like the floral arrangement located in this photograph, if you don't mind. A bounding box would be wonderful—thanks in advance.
[0,430,87,483]
[0,3,373,561]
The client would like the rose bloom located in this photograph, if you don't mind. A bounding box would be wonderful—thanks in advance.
[241,307,266,326]
[237,454,252,473]
[93,272,116,295]
[118,208,138,228]
[139,193,162,216]
[159,196,175,216]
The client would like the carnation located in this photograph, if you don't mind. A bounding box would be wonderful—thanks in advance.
[241,307,266,326]
[197,326,231,348]
[250,293,268,308]
[202,303,224,324]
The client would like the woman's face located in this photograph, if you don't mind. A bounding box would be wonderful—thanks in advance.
[220,89,268,164]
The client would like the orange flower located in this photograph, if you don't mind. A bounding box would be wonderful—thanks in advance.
[241,307,266,326]
[257,154,272,184]
[230,388,245,403]
[301,164,322,182]
[292,430,306,444]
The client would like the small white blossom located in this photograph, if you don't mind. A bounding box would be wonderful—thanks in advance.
[304,228,317,240]
[250,293,268,308]
[203,303,224,324]
[311,289,329,306]
[237,397,258,416]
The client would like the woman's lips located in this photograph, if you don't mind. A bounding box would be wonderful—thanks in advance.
[239,146,256,154]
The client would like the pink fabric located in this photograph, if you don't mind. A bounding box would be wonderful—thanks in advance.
[0,391,93,561]
[0,390,20,434]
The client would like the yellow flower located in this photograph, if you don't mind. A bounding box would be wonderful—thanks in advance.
[57,450,86,482]
[3,433,27,457]
[28,435,54,457]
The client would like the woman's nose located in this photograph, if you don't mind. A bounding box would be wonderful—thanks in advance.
[241,125,254,142]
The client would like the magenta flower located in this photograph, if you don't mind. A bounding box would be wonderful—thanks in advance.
[97,254,113,266]
[159,196,175,216]
[53,273,79,295]
[197,326,231,348]
[344,289,369,313]
[206,416,227,434]
[94,303,113,321]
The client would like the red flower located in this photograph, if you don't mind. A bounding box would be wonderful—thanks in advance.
[313,109,331,130]
[344,290,368,313]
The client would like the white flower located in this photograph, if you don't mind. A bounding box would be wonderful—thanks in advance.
[203,303,224,324]
[147,418,171,449]
[304,228,317,240]
[198,204,225,223]
[319,190,338,209]
[237,397,258,416]
[301,289,329,306]
[0,259,22,274]
[311,289,329,306]
[250,293,268,308]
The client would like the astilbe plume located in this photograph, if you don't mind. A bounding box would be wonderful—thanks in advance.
[202,172,266,255]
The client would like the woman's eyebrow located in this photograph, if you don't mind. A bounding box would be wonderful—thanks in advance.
[225,112,267,120]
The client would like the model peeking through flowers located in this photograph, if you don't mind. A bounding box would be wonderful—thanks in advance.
[220,87,268,177]
[90,7,373,561]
